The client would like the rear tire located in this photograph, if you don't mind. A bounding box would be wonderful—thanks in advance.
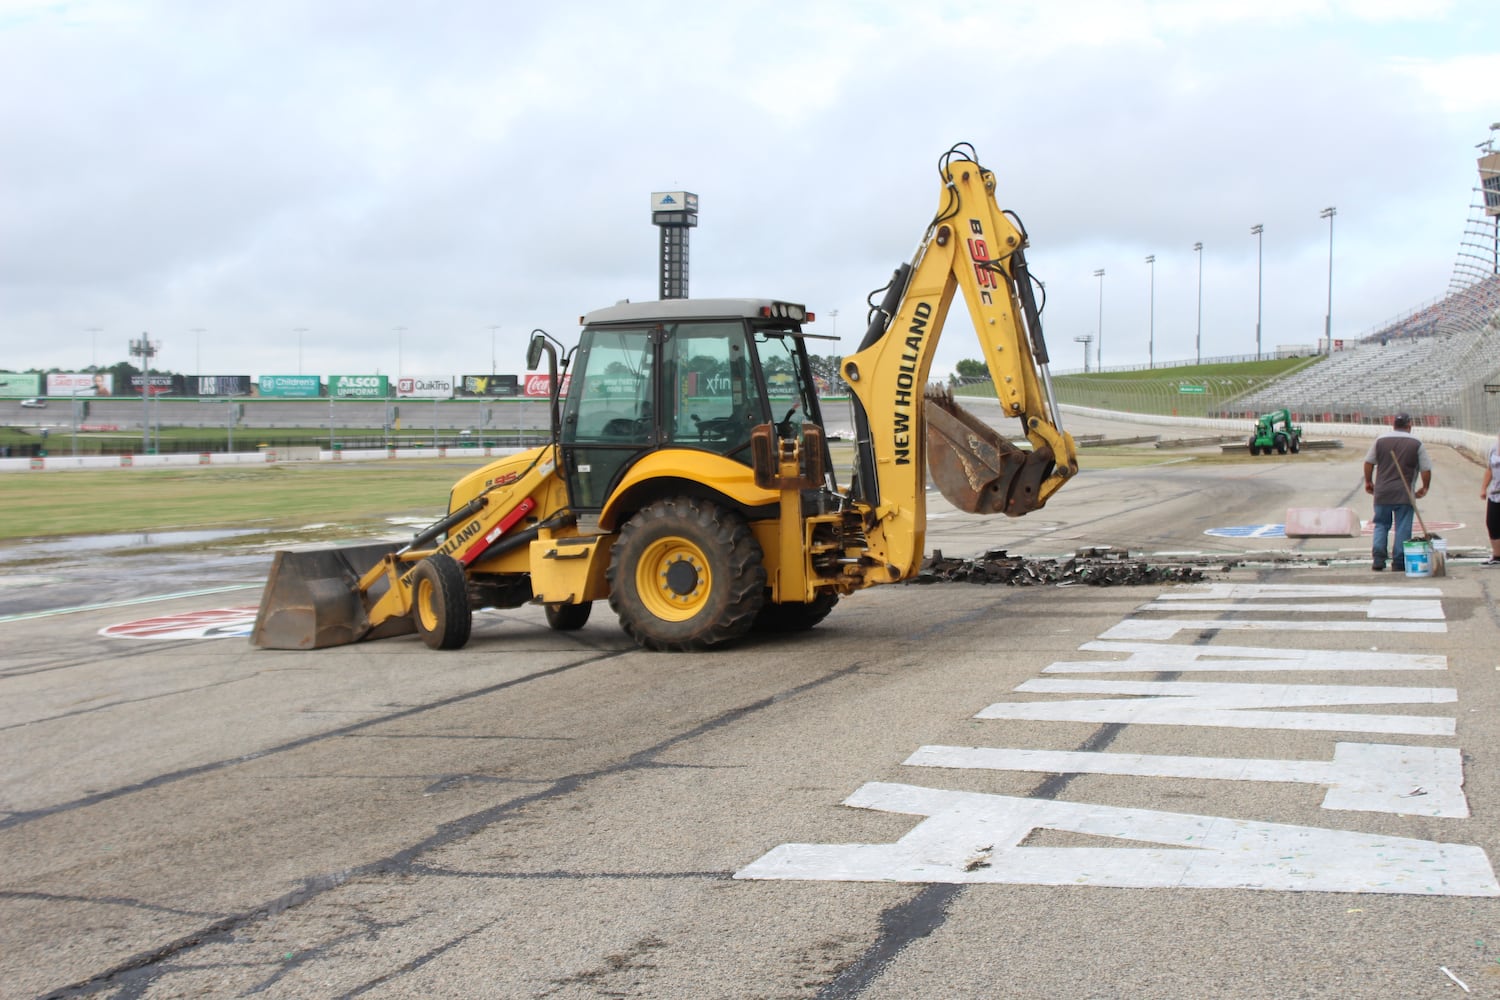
[753,592,839,633]
[411,553,472,650]
[545,601,592,631]
[1274,433,1289,455]
[608,498,766,651]
[1289,434,1301,454]
[1247,436,1259,456]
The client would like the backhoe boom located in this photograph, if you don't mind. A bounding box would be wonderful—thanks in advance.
[840,147,1078,581]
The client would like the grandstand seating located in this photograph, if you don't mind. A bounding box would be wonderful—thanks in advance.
[1233,275,1500,424]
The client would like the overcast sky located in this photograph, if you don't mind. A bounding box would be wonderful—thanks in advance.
[2,0,1496,382]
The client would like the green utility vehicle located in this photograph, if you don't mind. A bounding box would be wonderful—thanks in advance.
[1247,409,1302,456]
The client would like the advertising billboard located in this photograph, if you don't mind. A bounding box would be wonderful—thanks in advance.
[257,374,323,398]
[46,372,113,397]
[0,372,43,396]
[129,374,182,396]
[329,375,390,398]
[396,376,454,399]
[522,373,571,398]
[457,374,520,397]
[192,375,252,396]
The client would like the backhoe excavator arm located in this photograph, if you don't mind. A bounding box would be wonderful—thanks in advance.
[840,145,1078,582]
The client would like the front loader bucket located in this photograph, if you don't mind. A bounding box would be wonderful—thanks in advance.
[925,388,1055,517]
[251,541,414,649]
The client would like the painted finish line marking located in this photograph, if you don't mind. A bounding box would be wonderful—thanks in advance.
[1137,599,1444,620]
[1203,521,1463,539]
[736,582,1498,895]
[734,783,1497,895]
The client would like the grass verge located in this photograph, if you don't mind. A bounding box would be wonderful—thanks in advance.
[0,460,491,540]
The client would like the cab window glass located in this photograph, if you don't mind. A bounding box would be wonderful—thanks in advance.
[561,329,654,445]
[756,331,808,432]
[664,322,756,455]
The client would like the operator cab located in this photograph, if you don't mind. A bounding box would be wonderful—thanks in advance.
[558,298,827,512]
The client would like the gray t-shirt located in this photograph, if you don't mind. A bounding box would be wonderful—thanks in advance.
[1363,429,1432,505]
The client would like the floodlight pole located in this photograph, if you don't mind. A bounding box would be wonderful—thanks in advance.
[1193,242,1203,364]
[1320,207,1336,355]
[1144,255,1156,369]
[129,335,158,454]
[1250,224,1264,360]
[1093,269,1105,370]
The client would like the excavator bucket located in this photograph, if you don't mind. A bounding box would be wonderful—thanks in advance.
[925,387,1056,517]
[251,542,415,650]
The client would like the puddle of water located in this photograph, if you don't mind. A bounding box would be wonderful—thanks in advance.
[0,529,261,563]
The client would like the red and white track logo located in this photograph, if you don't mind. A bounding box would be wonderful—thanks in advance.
[101,607,259,640]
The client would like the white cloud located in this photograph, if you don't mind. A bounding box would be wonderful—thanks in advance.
[0,0,1495,382]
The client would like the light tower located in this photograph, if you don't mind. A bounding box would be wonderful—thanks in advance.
[1320,207,1336,354]
[1250,224,1264,360]
[651,191,699,299]
[1073,334,1094,372]
[129,335,159,453]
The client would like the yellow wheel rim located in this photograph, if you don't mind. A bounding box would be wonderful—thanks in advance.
[415,576,439,632]
[635,536,711,622]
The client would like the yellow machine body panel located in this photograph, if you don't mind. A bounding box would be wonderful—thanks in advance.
[528,532,613,605]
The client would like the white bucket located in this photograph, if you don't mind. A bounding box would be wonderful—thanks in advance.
[1403,540,1433,578]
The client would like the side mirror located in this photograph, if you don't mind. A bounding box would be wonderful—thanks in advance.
[526,333,546,371]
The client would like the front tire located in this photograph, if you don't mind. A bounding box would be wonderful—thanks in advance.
[1274,433,1289,455]
[411,553,472,650]
[545,601,592,631]
[607,498,766,651]
[753,592,839,633]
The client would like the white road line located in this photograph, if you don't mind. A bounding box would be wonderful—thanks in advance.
[0,584,260,624]
[1157,583,1443,599]
[1136,599,1444,620]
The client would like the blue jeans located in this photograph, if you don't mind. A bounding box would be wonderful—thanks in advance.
[1372,503,1415,566]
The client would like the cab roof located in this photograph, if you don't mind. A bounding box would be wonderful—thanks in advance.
[582,298,810,327]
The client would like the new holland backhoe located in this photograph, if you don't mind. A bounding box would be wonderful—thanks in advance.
[251,143,1079,652]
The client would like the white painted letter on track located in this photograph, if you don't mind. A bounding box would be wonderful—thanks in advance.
[1048,642,1445,674]
[734,783,1498,896]
[975,679,1455,735]
[902,742,1468,817]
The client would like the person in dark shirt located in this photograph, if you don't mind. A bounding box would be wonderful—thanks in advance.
[1363,413,1432,571]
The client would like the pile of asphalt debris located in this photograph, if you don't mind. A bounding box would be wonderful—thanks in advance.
[914,546,1208,587]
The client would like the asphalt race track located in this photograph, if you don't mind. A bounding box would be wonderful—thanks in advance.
[4,418,1500,999]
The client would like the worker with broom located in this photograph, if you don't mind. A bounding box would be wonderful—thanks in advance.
[1363,412,1432,572]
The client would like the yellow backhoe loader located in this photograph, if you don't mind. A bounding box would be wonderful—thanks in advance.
[251,143,1079,652]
